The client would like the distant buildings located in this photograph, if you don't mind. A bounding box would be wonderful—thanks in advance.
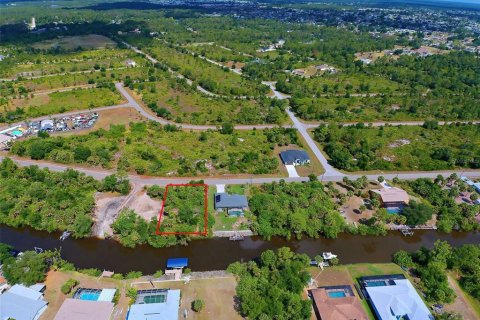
[279,150,311,166]
[0,284,48,320]
[127,289,180,320]
[28,17,36,30]
[214,192,249,216]
[126,59,137,67]
[360,274,433,320]
[310,285,367,320]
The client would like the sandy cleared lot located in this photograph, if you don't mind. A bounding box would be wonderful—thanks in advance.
[445,275,479,320]
[92,192,126,238]
[126,189,163,222]
[32,35,117,50]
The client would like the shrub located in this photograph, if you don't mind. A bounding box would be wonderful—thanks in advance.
[192,299,205,312]
[78,268,102,277]
[61,278,79,294]
[153,270,163,278]
[125,271,143,279]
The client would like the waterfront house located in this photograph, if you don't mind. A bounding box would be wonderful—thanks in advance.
[127,289,180,320]
[279,150,311,166]
[359,275,433,320]
[214,192,248,216]
[309,285,367,320]
[54,299,114,320]
[371,187,409,212]
[0,284,48,320]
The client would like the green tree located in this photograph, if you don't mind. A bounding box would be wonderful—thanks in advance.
[192,299,205,312]
[401,201,434,225]
[3,251,48,285]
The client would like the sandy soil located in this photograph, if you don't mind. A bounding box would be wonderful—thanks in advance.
[126,190,163,222]
[92,192,127,238]
[444,275,479,320]
[342,196,375,224]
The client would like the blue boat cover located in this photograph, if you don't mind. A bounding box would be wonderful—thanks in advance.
[166,258,188,268]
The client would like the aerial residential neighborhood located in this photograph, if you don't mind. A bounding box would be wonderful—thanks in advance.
[0,0,479,319]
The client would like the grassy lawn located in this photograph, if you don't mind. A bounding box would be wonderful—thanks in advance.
[213,214,238,231]
[226,184,247,195]
[345,263,406,281]
[312,124,480,172]
[2,87,124,122]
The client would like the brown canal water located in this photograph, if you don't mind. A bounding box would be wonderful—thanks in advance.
[1,225,478,274]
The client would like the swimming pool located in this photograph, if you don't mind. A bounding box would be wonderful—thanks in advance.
[366,280,387,287]
[79,292,100,301]
[386,207,402,214]
[327,291,347,298]
[10,130,23,137]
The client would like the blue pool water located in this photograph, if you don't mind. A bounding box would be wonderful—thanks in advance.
[387,207,401,214]
[328,291,347,298]
[79,292,100,301]
[11,130,23,136]
[366,281,387,287]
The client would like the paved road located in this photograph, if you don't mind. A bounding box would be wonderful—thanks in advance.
[2,155,480,187]
[286,108,343,177]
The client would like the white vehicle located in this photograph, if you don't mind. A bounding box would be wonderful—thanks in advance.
[322,252,338,260]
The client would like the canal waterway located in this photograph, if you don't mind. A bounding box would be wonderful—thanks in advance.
[1,225,478,274]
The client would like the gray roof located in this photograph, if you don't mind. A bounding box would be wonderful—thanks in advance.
[279,150,310,164]
[214,193,248,209]
[0,291,47,320]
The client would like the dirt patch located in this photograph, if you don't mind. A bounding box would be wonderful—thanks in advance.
[32,35,117,50]
[92,192,127,238]
[444,275,479,320]
[341,196,375,224]
[126,190,163,222]
[388,139,411,148]
[309,267,353,288]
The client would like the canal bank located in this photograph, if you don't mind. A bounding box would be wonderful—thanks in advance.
[1,225,478,274]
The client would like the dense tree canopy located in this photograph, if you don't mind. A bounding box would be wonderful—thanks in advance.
[227,247,312,320]
[249,180,345,239]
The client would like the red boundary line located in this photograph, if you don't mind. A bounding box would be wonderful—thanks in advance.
[155,183,208,236]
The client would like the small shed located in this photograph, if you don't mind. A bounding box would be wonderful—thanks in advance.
[279,150,310,166]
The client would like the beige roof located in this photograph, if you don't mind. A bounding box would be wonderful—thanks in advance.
[54,299,113,320]
[311,288,367,320]
[0,133,12,144]
[373,187,409,204]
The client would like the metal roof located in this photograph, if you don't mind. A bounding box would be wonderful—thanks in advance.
[54,299,114,320]
[127,289,180,320]
[365,279,433,320]
[279,150,310,165]
[214,193,248,209]
[0,291,47,320]
[166,258,188,268]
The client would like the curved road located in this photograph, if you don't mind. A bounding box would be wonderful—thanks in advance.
[3,79,480,185]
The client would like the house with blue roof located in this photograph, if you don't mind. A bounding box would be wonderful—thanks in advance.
[214,192,248,216]
[127,289,180,320]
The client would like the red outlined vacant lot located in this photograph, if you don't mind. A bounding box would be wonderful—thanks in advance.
[155,183,208,236]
